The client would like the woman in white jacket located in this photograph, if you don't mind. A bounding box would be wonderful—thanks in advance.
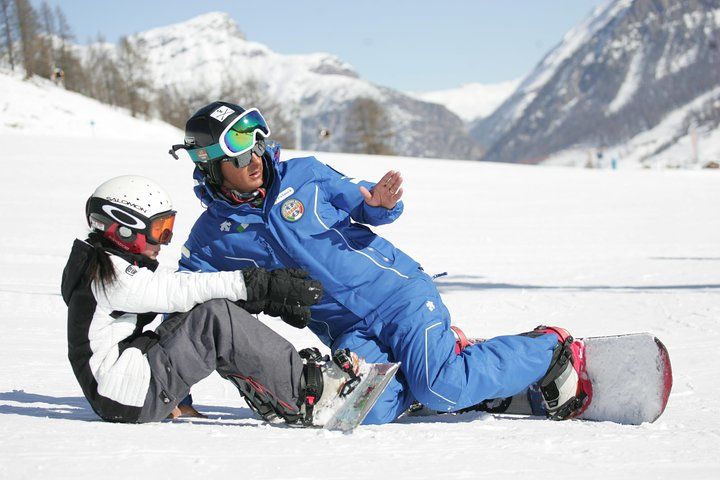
[61,175,358,425]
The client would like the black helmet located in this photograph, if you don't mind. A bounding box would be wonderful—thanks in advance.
[184,101,242,149]
[170,101,271,186]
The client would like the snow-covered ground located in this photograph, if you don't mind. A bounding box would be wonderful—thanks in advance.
[1,73,719,479]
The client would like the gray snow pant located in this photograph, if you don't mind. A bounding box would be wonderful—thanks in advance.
[137,299,305,423]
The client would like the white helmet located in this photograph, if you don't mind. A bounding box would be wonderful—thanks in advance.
[86,175,176,254]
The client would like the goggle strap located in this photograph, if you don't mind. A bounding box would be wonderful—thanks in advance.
[194,144,224,163]
[169,143,227,164]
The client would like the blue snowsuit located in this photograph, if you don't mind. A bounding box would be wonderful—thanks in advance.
[178,145,558,424]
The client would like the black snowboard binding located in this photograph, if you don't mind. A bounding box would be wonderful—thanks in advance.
[298,347,362,426]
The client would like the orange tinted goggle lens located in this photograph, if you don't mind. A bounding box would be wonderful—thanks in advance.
[149,213,175,244]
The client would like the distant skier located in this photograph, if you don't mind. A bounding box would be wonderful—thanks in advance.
[61,175,364,425]
[168,101,592,424]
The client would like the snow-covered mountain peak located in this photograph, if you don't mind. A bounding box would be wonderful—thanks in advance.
[134,13,366,90]
[141,11,248,42]
[473,0,720,167]
[137,12,271,80]
[119,12,477,159]
[521,0,629,94]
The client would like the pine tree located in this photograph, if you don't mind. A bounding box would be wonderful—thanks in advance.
[343,98,394,155]
[0,0,16,70]
[52,5,85,92]
[116,36,151,117]
[13,0,48,78]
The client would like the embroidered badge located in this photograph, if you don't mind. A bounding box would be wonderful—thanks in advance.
[220,220,232,232]
[281,198,304,222]
[125,265,138,276]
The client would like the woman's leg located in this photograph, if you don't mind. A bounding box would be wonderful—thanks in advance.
[138,299,305,422]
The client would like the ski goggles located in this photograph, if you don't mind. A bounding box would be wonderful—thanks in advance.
[185,108,271,168]
[146,210,176,245]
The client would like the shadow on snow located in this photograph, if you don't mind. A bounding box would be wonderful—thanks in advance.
[433,275,720,294]
[0,390,259,426]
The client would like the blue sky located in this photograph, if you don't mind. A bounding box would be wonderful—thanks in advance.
[36,0,604,92]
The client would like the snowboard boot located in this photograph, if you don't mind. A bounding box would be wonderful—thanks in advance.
[298,347,363,426]
[527,325,592,420]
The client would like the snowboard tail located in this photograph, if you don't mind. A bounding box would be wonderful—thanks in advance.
[477,333,673,424]
[578,334,672,424]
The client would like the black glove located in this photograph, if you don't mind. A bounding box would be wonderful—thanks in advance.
[266,303,312,329]
[240,268,323,328]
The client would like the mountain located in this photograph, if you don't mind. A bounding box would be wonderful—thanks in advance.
[473,0,720,167]
[412,79,520,122]
[133,12,482,160]
[412,80,522,123]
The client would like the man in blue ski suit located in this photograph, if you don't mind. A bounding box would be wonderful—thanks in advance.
[169,101,589,424]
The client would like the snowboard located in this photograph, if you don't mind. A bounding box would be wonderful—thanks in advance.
[477,333,673,425]
[321,361,400,432]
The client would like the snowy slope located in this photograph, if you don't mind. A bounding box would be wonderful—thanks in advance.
[0,72,181,140]
[1,73,719,479]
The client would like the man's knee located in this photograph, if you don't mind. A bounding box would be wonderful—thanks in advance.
[404,355,465,412]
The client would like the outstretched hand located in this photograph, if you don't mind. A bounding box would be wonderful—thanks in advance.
[359,170,403,209]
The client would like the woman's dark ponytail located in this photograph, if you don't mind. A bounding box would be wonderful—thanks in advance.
[86,233,117,290]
